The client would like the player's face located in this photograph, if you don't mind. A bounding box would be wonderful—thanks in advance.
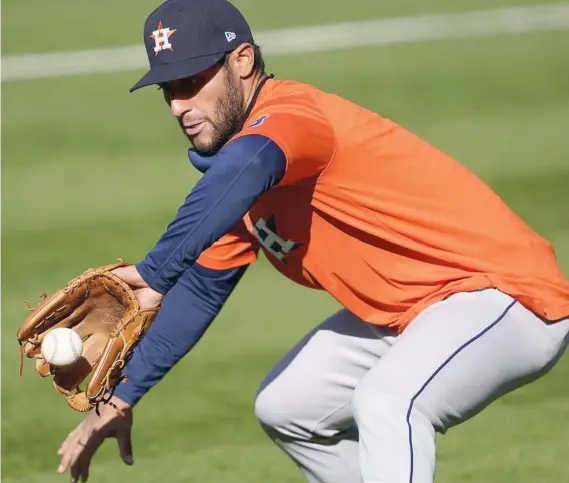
[162,58,245,156]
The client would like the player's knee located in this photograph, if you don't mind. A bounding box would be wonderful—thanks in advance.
[254,384,292,434]
[254,382,294,431]
[254,383,312,439]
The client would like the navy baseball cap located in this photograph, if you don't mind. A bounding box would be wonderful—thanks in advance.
[130,0,254,92]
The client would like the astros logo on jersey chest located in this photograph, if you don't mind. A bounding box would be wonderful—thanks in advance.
[251,216,301,263]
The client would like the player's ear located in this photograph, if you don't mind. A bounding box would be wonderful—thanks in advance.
[158,83,171,106]
[230,43,255,79]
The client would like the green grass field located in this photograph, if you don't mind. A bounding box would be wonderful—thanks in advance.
[2,1,569,482]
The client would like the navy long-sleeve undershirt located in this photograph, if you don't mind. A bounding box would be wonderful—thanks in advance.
[113,134,286,406]
[136,134,286,295]
[113,262,247,406]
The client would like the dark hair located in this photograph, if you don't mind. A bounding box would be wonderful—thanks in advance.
[252,43,265,74]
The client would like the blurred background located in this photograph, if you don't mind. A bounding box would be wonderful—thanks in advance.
[2,1,568,482]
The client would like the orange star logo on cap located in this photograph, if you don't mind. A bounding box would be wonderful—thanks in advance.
[150,21,177,55]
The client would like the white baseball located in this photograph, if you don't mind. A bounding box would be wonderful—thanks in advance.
[41,328,83,366]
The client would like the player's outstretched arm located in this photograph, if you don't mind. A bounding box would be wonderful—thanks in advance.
[113,262,248,406]
[136,134,286,296]
[56,262,248,482]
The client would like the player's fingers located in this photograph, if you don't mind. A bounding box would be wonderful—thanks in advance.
[70,464,79,483]
[77,446,96,482]
[71,434,101,483]
[117,427,134,465]
[79,461,90,483]
[60,440,85,475]
[70,457,81,483]
[58,431,82,472]
[57,431,76,456]
[58,424,84,456]
[80,466,90,483]
[59,426,96,474]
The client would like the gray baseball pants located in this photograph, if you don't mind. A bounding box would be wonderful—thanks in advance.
[254,288,569,483]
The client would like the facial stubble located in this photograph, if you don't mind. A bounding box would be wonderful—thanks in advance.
[189,67,245,157]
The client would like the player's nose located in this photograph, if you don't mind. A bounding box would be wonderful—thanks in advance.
[169,97,193,118]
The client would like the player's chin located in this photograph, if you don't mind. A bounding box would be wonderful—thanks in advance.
[190,131,220,155]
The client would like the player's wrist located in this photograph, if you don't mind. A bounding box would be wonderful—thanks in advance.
[103,395,132,417]
[112,395,131,409]
[112,379,142,408]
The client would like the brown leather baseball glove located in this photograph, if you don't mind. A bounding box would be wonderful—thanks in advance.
[16,261,159,413]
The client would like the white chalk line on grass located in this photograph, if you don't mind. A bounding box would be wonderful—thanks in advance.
[2,3,569,82]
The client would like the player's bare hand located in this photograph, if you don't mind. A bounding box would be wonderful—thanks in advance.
[134,287,163,311]
[112,265,149,289]
[112,265,163,310]
[57,396,133,483]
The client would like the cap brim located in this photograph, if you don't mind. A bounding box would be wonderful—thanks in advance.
[129,52,226,92]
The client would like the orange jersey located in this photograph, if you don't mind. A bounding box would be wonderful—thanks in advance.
[196,78,569,332]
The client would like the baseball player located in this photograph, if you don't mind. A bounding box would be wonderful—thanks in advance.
[56,0,569,482]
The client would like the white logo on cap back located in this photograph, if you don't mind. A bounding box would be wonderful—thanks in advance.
[225,31,236,42]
